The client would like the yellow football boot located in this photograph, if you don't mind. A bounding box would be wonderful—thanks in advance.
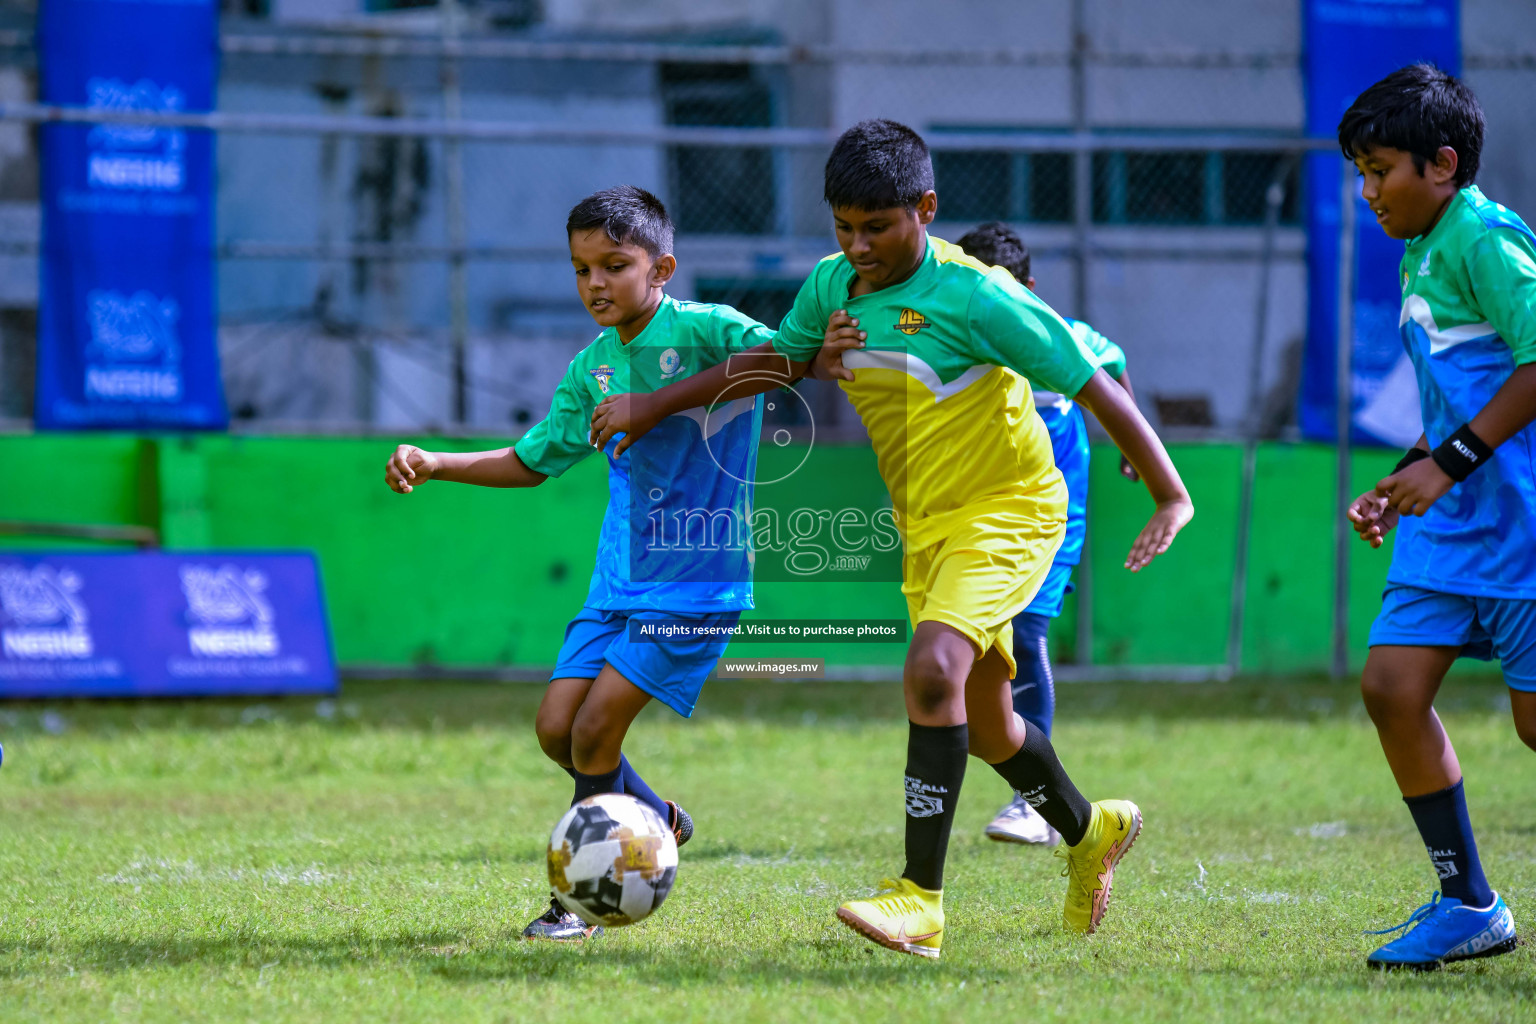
[835,877,945,958]
[1055,799,1143,935]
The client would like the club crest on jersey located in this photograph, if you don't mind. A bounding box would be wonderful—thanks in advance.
[894,309,931,335]
[659,347,683,379]
[589,364,616,394]
[1419,251,1433,278]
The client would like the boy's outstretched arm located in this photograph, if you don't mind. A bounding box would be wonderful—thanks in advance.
[385,444,546,493]
[589,343,813,456]
[1376,364,1536,516]
[1072,369,1194,571]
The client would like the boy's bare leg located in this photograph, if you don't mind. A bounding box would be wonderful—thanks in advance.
[1360,645,1461,795]
[1509,690,1536,751]
[569,662,654,776]
[1360,643,1495,913]
[893,622,976,891]
[524,676,607,940]
[962,644,1027,763]
[965,642,1093,847]
[903,621,974,724]
[535,677,596,770]
[561,663,689,841]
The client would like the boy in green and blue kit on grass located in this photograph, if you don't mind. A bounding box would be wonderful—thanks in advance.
[385,186,773,943]
[1342,64,1536,971]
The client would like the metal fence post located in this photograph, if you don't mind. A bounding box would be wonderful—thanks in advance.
[1331,159,1357,679]
[1227,154,1298,677]
[441,0,470,428]
[1070,0,1094,668]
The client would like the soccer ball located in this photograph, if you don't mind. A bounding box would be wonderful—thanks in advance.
[547,793,678,927]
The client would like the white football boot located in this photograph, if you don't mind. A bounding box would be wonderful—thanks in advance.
[985,792,1061,846]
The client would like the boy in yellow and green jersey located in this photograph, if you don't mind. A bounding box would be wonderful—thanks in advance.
[589,120,1194,958]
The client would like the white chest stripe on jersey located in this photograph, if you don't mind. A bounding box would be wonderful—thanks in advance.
[843,348,994,402]
[1400,294,1496,356]
[673,396,758,439]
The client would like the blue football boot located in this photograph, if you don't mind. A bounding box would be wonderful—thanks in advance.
[1366,891,1517,971]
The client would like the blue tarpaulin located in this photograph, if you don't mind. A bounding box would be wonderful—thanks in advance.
[36,0,226,430]
[1299,0,1460,445]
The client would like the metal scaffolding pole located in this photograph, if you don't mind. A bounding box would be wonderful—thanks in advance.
[1227,155,1299,677]
[1331,161,1358,679]
[1070,0,1095,669]
[0,102,1341,151]
[439,0,469,426]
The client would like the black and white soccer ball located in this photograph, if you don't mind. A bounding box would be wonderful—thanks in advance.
[547,793,678,927]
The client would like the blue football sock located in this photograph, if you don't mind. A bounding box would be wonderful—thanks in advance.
[1010,611,1056,738]
[1404,779,1494,907]
[617,754,671,821]
[570,765,623,805]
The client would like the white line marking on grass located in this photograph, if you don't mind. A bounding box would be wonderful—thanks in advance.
[99,859,337,886]
[1296,821,1348,839]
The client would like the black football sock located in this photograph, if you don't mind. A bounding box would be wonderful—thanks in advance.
[570,764,623,805]
[617,754,671,822]
[901,721,968,892]
[988,722,1092,846]
[1404,779,1494,907]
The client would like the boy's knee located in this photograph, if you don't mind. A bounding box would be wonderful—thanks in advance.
[534,708,574,767]
[1360,663,1407,720]
[905,652,962,718]
[1513,707,1536,752]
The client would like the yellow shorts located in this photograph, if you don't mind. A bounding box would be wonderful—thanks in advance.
[901,505,1064,676]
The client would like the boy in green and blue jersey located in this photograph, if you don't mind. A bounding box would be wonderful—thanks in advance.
[385,186,770,942]
[1342,64,1536,971]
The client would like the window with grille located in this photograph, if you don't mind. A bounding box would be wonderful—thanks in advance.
[932,134,1300,228]
[662,63,777,236]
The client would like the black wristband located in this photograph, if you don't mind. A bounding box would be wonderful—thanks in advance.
[1394,447,1430,474]
[1430,423,1495,483]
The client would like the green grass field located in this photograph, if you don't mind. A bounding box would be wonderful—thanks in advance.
[1,678,1532,1023]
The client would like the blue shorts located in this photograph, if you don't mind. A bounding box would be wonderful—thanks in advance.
[551,607,741,717]
[1022,560,1076,619]
[1369,585,1536,691]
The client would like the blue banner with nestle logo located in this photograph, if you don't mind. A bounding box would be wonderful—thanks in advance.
[1299,0,1459,444]
[35,0,225,430]
[0,552,335,699]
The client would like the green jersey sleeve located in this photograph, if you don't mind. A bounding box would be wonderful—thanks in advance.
[693,304,778,366]
[772,257,840,362]
[1466,226,1536,366]
[1073,320,1127,379]
[513,360,599,478]
[966,270,1100,396]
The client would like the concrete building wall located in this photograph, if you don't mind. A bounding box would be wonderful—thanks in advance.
[2,0,1534,433]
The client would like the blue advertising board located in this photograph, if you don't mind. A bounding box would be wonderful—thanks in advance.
[1299,0,1459,445]
[36,0,226,430]
[0,552,336,699]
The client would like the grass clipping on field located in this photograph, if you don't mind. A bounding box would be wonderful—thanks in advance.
[0,679,1531,1024]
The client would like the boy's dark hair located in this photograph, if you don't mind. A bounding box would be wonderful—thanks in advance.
[566,185,674,258]
[956,221,1030,283]
[824,119,934,211]
[1337,63,1484,187]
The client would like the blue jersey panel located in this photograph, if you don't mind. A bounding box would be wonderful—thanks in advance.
[1390,199,1536,600]
[587,398,761,613]
[1021,401,1089,618]
[1040,401,1090,568]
